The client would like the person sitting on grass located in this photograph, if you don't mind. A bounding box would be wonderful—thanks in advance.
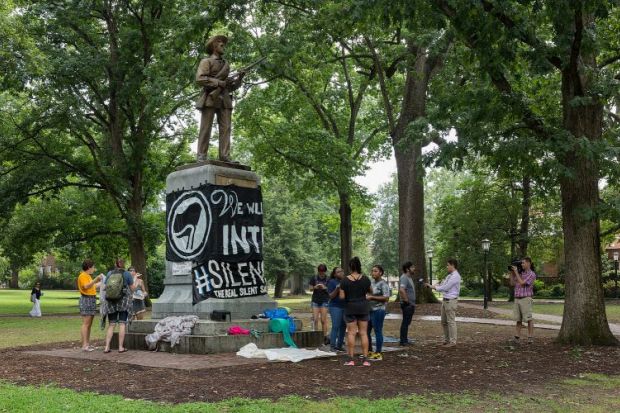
[339,256,372,367]
[77,259,104,352]
[367,265,390,361]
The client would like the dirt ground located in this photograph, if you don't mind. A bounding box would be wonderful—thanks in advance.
[2,304,620,403]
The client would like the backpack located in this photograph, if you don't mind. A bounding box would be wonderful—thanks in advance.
[105,269,125,301]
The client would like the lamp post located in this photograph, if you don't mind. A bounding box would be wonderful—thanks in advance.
[426,248,434,285]
[614,251,619,299]
[482,239,491,310]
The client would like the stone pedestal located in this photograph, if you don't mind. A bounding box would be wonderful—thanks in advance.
[151,161,277,320]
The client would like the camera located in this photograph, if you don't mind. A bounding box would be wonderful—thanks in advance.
[507,260,523,273]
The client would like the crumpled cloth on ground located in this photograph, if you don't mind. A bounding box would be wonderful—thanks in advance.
[145,315,199,350]
[236,343,336,363]
[228,325,250,335]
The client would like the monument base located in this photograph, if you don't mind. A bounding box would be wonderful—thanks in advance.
[114,319,325,354]
[153,162,276,320]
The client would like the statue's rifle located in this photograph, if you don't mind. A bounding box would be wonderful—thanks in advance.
[227,56,267,81]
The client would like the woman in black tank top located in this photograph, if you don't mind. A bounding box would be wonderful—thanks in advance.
[339,256,372,366]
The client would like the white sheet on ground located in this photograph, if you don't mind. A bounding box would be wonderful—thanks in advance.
[236,343,336,363]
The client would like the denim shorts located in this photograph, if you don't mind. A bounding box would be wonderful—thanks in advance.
[108,311,129,324]
[311,301,329,308]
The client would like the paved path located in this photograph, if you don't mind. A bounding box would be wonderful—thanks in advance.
[385,306,620,336]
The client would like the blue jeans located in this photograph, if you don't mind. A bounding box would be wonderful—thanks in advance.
[368,309,386,352]
[328,305,346,348]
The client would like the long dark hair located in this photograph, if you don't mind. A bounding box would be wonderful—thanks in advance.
[330,267,340,279]
[349,256,362,274]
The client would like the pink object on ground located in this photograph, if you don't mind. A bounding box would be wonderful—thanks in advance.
[227,326,250,335]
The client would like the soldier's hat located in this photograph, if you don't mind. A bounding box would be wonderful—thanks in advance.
[206,35,229,54]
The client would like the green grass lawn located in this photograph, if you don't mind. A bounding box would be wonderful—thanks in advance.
[0,316,106,349]
[0,374,619,412]
[0,289,83,315]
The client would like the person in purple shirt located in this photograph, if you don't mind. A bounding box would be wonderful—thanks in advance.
[426,258,461,347]
[510,257,537,344]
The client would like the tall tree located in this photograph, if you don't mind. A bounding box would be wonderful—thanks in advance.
[429,0,618,344]
[232,1,387,269]
[0,1,208,284]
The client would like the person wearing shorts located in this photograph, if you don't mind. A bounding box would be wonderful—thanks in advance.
[510,257,537,344]
[339,257,372,366]
[129,267,147,320]
[77,259,103,352]
[102,259,135,353]
[309,264,330,343]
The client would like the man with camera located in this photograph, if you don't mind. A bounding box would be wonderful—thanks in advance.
[509,257,537,344]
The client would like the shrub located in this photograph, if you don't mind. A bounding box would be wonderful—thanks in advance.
[533,279,545,293]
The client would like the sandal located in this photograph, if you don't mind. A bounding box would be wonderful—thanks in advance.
[118,348,128,353]
[343,359,355,366]
[360,357,371,367]
[103,349,111,353]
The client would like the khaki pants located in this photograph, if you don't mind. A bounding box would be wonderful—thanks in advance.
[441,299,458,344]
[513,297,533,323]
[198,107,232,160]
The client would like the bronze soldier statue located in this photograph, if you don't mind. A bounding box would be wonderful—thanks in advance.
[195,35,245,162]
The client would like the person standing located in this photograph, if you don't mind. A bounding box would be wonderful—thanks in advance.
[510,257,537,344]
[327,266,346,352]
[426,259,461,347]
[309,264,330,343]
[29,282,43,317]
[398,261,416,346]
[367,265,390,360]
[130,267,147,321]
[102,259,135,353]
[195,35,245,162]
[77,260,103,352]
[339,257,372,367]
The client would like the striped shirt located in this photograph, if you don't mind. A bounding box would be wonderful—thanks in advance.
[514,270,536,298]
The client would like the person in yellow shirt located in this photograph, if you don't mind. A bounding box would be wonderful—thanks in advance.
[77,259,103,352]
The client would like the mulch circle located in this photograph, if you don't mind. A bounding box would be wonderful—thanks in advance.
[3,329,620,403]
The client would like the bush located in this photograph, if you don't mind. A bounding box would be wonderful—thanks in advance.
[533,279,545,293]
[495,286,509,297]
[603,280,619,298]
[536,283,565,298]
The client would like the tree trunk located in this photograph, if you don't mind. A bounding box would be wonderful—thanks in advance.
[338,191,352,271]
[518,175,531,257]
[395,142,435,303]
[289,273,307,295]
[392,41,439,304]
[556,64,617,345]
[127,197,148,291]
[9,264,19,289]
[274,271,287,298]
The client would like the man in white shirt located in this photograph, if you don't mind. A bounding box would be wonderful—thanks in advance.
[426,258,461,347]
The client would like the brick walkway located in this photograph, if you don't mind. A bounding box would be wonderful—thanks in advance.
[25,347,271,370]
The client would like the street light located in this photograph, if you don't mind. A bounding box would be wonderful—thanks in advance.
[482,239,491,310]
[614,251,619,299]
[426,248,434,285]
